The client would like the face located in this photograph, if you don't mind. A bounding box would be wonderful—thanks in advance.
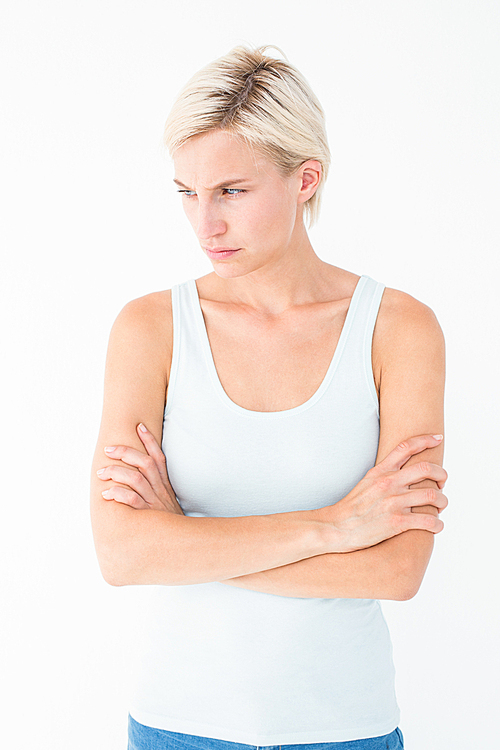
[172,130,318,279]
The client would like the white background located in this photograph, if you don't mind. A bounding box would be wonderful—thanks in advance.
[1,1,499,748]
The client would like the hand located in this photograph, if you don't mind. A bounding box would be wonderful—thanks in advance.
[97,423,184,514]
[321,434,448,553]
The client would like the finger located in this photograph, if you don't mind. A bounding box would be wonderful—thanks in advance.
[104,444,151,467]
[101,485,149,509]
[377,434,444,473]
[400,510,445,535]
[136,423,169,484]
[399,462,448,488]
[404,487,449,513]
[104,444,166,496]
[98,465,158,506]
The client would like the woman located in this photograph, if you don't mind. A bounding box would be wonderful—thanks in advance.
[91,46,447,750]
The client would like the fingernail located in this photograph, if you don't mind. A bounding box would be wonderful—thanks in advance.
[432,435,443,441]
[138,423,147,433]
[104,446,116,453]
[96,468,105,476]
[102,490,112,499]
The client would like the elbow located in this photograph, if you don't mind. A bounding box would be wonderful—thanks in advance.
[391,554,428,601]
[97,554,130,587]
[392,577,422,601]
[101,566,128,588]
[94,539,137,587]
[387,529,434,601]
[380,577,422,602]
[92,509,155,587]
[375,549,427,601]
[379,578,421,602]
[95,540,174,587]
[91,507,134,586]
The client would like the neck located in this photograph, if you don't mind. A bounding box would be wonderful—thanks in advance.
[209,223,333,315]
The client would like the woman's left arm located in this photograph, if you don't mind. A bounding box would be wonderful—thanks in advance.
[222,288,446,600]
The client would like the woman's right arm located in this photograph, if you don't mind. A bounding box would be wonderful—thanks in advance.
[91,294,330,586]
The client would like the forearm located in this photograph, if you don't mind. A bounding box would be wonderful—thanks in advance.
[92,431,445,589]
[92,498,331,587]
[222,528,434,601]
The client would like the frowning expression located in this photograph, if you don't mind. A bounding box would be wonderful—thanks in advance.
[173,130,310,278]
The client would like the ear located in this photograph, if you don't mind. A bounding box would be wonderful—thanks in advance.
[297,160,322,204]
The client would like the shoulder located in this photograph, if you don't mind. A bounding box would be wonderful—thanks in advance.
[110,289,172,347]
[113,289,172,332]
[373,286,445,390]
[108,289,174,381]
[376,286,444,347]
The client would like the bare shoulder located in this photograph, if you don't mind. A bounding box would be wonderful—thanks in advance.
[111,288,172,355]
[106,289,174,396]
[375,286,444,351]
[373,286,445,390]
[113,289,172,336]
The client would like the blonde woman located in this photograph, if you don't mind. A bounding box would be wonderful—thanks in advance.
[91,46,447,750]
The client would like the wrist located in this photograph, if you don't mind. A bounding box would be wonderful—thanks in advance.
[306,505,352,554]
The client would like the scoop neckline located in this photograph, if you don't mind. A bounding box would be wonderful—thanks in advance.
[188,275,368,419]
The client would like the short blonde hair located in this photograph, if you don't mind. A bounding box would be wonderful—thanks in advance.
[164,45,330,226]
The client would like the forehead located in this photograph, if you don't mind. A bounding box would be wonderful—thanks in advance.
[173,130,278,185]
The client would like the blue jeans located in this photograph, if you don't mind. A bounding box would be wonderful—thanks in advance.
[127,716,404,750]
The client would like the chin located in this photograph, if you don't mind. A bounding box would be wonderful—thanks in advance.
[212,264,249,280]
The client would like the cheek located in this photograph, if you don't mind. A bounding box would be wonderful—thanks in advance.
[248,193,292,231]
[182,200,197,226]
[258,194,296,237]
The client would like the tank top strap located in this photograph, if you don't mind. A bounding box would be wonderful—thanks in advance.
[164,278,209,417]
[334,274,385,413]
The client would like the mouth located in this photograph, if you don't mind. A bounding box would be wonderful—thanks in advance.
[203,246,241,260]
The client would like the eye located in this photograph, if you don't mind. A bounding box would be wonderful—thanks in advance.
[222,188,245,196]
[177,190,196,198]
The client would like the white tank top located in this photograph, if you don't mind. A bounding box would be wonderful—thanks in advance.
[128,274,400,744]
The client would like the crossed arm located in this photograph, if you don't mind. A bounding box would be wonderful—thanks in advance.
[90,288,446,599]
[223,290,447,600]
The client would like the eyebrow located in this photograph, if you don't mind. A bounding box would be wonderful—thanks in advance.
[173,178,251,190]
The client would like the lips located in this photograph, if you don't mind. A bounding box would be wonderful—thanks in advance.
[203,246,241,259]
[204,246,240,252]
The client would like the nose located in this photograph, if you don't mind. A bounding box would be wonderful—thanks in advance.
[195,199,227,241]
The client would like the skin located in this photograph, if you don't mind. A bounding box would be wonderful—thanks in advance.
[90,129,447,598]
